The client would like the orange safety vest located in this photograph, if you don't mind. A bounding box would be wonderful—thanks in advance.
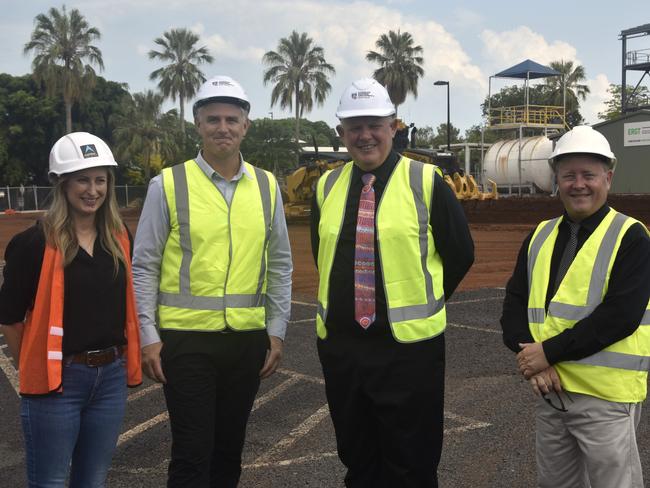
[17,228,142,395]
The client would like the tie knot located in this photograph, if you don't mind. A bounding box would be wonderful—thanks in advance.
[567,221,580,236]
[362,173,376,187]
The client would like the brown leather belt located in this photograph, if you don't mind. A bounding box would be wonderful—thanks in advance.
[66,346,122,367]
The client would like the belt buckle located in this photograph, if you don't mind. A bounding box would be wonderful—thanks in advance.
[85,347,112,367]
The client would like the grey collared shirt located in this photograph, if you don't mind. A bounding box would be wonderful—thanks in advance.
[132,151,292,347]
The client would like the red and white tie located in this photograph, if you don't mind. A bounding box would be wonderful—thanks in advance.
[354,173,376,329]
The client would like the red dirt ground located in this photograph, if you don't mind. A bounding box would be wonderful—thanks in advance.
[2,195,649,297]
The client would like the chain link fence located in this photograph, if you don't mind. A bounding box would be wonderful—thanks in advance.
[0,185,147,212]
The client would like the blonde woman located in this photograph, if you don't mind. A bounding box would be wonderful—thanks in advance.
[0,132,141,487]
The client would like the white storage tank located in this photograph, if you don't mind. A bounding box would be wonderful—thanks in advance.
[483,136,554,193]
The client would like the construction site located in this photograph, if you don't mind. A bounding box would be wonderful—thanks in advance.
[1,23,650,488]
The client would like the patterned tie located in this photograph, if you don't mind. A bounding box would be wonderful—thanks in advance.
[554,221,580,293]
[355,173,377,329]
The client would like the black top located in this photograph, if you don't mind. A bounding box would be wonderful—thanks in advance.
[0,223,132,355]
[500,205,650,364]
[310,151,475,338]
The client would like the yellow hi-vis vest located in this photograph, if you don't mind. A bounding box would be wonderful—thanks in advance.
[527,208,650,402]
[315,157,446,343]
[158,159,277,332]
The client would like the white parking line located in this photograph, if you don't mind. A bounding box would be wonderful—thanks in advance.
[447,296,504,305]
[445,412,492,434]
[117,370,309,447]
[245,451,338,469]
[289,318,315,324]
[0,347,19,395]
[448,322,500,334]
[128,383,162,402]
[252,404,331,465]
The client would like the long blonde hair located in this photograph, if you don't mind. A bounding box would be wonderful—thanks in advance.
[42,168,127,273]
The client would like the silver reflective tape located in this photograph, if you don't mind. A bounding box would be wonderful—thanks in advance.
[527,308,545,323]
[47,351,63,360]
[50,326,63,337]
[408,161,435,307]
[226,293,266,308]
[547,301,589,321]
[159,292,224,311]
[317,302,326,322]
[527,218,561,292]
[171,164,193,295]
[323,166,344,201]
[570,350,650,372]
[158,292,264,310]
[388,295,445,323]
[253,166,272,297]
[586,212,628,310]
[642,310,650,326]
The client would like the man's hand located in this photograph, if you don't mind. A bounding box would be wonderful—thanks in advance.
[517,342,550,379]
[141,342,166,383]
[529,366,562,397]
[260,335,283,379]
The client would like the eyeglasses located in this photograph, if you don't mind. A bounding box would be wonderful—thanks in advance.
[542,390,574,412]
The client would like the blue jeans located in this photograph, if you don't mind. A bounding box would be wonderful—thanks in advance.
[20,357,127,488]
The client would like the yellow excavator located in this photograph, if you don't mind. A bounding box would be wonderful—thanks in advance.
[282,149,349,220]
[401,148,498,200]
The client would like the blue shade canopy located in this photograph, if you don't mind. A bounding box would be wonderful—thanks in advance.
[493,59,561,79]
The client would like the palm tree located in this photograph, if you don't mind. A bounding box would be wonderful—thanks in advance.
[149,28,214,139]
[366,30,424,114]
[545,60,590,106]
[112,91,177,182]
[24,5,104,134]
[263,31,335,159]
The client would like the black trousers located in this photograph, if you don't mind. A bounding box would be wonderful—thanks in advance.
[318,331,445,488]
[161,330,269,488]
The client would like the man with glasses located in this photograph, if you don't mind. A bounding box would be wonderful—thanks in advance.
[501,125,650,488]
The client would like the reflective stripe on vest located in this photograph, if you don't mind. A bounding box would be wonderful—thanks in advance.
[158,159,275,331]
[527,209,650,402]
[316,157,445,343]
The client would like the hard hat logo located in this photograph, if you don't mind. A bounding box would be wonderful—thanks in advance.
[194,75,251,115]
[352,91,373,100]
[81,144,99,158]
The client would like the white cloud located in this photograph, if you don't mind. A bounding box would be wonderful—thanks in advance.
[481,26,578,68]
[136,44,149,57]
[582,74,611,125]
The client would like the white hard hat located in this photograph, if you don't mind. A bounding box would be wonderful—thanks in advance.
[193,75,250,115]
[49,132,117,178]
[549,125,616,170]
[336,78,396,119]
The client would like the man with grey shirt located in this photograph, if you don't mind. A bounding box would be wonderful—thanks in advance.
[132,75,292,488]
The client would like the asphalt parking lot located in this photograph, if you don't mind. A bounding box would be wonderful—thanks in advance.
[1,288,649,487]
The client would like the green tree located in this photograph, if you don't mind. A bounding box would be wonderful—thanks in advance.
[431,123,462,149]
[24,5,104,134]
[0,74,61,185]
[597,84,650,121]
[112,91,178,182]
[263,31,335,161]
[366,30,424,114]
[545,60,590,105]
[149,28,214,138]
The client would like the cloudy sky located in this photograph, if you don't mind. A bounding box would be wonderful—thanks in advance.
[1,0,647,134]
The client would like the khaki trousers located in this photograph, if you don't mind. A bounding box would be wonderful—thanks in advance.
[535,391,643,488]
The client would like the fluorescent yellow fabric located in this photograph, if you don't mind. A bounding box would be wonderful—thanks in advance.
[316,157,446,342]
[528,209,650,402]
[159,159,276,331]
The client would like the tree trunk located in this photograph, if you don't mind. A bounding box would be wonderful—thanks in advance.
[144,147,151,182]
[65,99,73,134]
[179,93,186,143]
[294,81,300,165]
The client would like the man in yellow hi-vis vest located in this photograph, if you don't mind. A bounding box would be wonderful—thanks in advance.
[311,78,474,487]
[132,75,292,487]
[501,126,650,488]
